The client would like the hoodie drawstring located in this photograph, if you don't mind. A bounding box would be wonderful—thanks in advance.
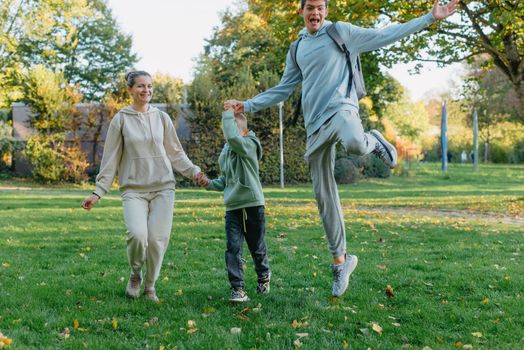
[242,208,247,233]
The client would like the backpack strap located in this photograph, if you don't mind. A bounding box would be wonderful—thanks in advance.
[289,35,304,125]
[326,22,354,98]
[289,35,304,76]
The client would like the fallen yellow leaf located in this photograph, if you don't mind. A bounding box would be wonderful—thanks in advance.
[73,319,79,329]
[292,319,298,329]
[385,285,394,298]
[471,332,483,338]
[371,322,382,335]
[480,298,489,304]
[187,320,196,328]
[112,318,118,330]
[343,339,349,349]
[454,341,463,348]
[187,328,198,334]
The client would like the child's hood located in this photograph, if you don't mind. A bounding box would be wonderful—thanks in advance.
[246,130,262,161]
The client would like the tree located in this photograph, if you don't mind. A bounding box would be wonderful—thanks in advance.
[377,0,523,113]
[22,65,88,181]
[62,0,137,100]
[0,0,136,105]
[150,73,185,117]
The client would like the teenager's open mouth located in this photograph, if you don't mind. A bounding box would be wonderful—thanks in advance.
[309,18,320,25]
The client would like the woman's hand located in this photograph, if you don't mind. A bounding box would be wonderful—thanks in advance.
[194,172,210,186]
[82,194,100,210]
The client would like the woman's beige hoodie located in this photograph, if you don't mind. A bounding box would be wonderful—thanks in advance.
[94,106,200,197]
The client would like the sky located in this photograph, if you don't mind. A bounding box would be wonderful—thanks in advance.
[106,0,463,101]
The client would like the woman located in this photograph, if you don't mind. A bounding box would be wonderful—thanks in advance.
[82,71,208,301]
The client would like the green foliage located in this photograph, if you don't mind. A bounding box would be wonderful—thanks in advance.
[21,65,89,182]
[383,89,430,144]
[150,73,185,117]
[334,157,360,184]
[23,134,89,182]
[0,0,136,104]
[361,154,392,178]
[22,66,74,133]
[378,0,524,110]
[0,116,21,169]
[510,139,524,164]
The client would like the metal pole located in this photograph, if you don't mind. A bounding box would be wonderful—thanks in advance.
[441,99,448,173]
[472,108,479,171]
[278,102,284,188]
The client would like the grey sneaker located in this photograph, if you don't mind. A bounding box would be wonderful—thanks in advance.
[126,273,142,298]
[144,287,159,302]
[370,130,397,168]
[256,274,271,294]
[229,288,249,303]
[332,255,358,297]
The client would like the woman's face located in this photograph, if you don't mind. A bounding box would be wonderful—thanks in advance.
[128,75,153,105]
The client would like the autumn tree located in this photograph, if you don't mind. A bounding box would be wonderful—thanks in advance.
[378,0,523,115]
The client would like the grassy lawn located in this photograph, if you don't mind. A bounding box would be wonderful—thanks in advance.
[0,163,523,349]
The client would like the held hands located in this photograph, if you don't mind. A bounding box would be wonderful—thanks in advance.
[194,172,210,187]
[432,0,459,20]
[82,194,99,210]
[224,100,244,113]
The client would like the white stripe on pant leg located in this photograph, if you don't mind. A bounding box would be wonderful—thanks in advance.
[145,189,175,289]
[122,192,150,276]
[309,143,346,258]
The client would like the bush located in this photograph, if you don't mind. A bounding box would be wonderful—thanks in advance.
[489,143,510,163]
[362,154,392,178]
[510,139,524,164]
[334,158,360,184]
[23,135,88,182]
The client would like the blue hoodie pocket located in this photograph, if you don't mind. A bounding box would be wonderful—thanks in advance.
[126,156,172,187]
[224,181,255,206]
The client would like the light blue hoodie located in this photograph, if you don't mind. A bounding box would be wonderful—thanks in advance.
[243,12,435,137]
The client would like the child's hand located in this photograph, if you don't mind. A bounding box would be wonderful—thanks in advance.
[224,100,243,113]
[194,172,210,186]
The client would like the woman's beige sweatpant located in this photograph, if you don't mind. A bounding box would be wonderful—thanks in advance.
[122,189,175,288]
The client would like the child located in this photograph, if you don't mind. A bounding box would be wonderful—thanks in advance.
[206,107,271,303]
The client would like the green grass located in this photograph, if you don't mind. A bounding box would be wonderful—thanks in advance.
[0,163,523,349]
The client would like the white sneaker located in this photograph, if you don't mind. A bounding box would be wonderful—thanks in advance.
[229,288,249,303]
[144,287,159,302]
[126,273,141,298]
[332,255,358,297]
[370,130,397,168]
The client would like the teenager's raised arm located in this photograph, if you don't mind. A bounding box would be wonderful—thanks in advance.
[345,0,458,54]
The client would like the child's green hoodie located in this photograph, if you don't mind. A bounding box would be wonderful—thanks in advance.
[206,111,265,211]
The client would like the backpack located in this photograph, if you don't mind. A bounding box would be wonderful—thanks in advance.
[289,22,367,100]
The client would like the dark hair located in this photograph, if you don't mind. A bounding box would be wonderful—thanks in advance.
[125,70,151,87]
[301,0,328,9]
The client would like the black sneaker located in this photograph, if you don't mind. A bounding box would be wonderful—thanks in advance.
[370,130,398,168]
[229,288,249,303]
[256,274,271,294]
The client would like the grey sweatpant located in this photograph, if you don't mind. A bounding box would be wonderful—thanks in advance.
[122,189,175,288]
[305,110,376,257]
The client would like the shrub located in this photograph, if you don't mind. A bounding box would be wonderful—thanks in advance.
[334,158,360,184]
[362,154,391,178]
[510,139,524,164]
[23,135,88,182]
